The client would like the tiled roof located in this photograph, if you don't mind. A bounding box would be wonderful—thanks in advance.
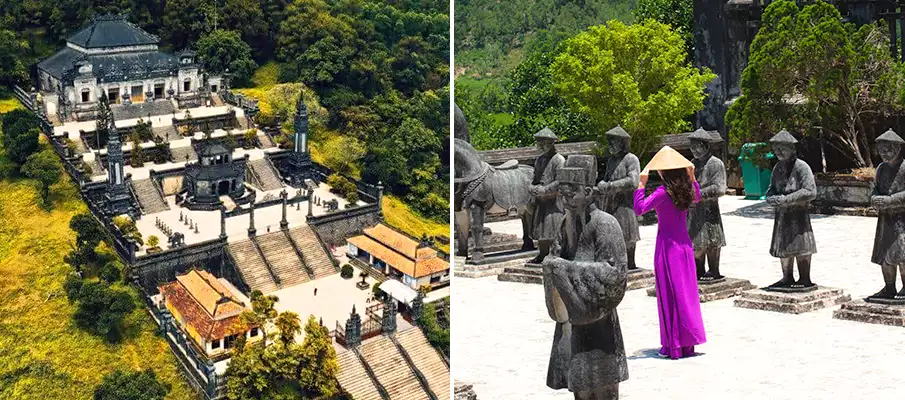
[67,15,159,49]
[347,234,449,279]
[364,224,420,259]
[159,270,251,341]
[38,48,180,83]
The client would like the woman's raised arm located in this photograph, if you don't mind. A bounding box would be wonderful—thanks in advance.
[634,186,666,216]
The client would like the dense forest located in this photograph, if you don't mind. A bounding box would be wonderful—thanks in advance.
[0,0,450,223]
[455,0,698,152]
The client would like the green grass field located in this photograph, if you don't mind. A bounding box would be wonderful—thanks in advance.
[0,108,198,399]
[383,195,450,254]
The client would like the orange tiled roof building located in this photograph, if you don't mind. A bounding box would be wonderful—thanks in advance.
[346,223,449,289]
[158,269,261,358]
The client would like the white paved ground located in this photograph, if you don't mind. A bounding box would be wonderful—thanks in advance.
[453,196,903,400]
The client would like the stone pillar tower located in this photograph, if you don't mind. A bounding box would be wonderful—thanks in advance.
[282,93,314,186]
[104,118,133,216]
[411,292,424,324]
[248,200,257,237]
[280,189,288,229]
[381,296,397,335]
[345,305,362,347]
[219,206,227,239]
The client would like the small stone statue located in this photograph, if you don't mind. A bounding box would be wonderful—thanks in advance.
[867,129,905,302]
[528,128,565,264]
[765,130,817,290]
[687,128,727,282]
[543,155,628,400]
[596,126,641,270]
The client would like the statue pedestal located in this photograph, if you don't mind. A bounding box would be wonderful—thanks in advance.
[455,254,537,278]
[626,268,655,290]
[646,277,756,302]
[833,299,905,327]
[496,265,655,288]
[734,286,850,314]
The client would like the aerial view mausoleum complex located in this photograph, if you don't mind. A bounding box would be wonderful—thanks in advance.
[12,15,450,400]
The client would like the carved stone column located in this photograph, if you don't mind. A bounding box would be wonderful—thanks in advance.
[280,189,288,229]
[248,200,257,237]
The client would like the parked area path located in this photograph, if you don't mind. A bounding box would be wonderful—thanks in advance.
[453,197,901,400]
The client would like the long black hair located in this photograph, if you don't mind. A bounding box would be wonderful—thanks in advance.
[661,168,693,210]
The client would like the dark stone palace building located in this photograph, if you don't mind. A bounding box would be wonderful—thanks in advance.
[36,14,222,121]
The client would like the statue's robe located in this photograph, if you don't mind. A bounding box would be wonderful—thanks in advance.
[767,157,817,258]
[598,153,641,246]
[687,154,727,250]
[544,207,629,393]
[871,158,905,266]
[532,151,566,241]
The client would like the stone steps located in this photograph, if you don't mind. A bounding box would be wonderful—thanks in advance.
[359,334,431,400]
[131,178,169,214]
[228,239,278,293]
[395,328,451,400]
[626,269,655,290]
[456,256,533,278]
[832,299,905,327]
[734,286,850,314]
[336,350,383,400]
[497,265,543,284]
[247,158,282,191]
[257,133,274,148]
[646,277,756,303]
[289,225,337,278]
[256,230,310,288]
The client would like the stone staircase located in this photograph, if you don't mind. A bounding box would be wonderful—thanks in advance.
[170,145,196,163]
[257,132,274,148]
[336,350,384,400]
[255,230,311,288]
[131,178,169,214]
[247,158,282,191]
[395,328,451,400]
[228,239,279,293]
[359,334,431,400]
[288,225,337,278]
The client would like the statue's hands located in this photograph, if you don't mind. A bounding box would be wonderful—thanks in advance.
[597,181,611,192]
[528,185,540,196]
[766,195,784,206]
[873,195,891,209]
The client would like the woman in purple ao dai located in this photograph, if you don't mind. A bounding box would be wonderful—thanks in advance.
[633,165,707,359]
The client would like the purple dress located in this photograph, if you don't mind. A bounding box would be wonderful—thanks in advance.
[633,182,707,359]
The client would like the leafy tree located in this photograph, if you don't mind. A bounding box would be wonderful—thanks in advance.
[550,20,716,161]
[22,149,61,204]
[726,0,903,168]
[94,369,171,400]
[277,0,357,87]
[130,133,144,168]
[147,235,160,248]
[197,29,257,86]
[221,0,270,60]
[241,290,279,347]
[65,278,136,341]
[70,211,105,251]
[340,264,354,279]
[297,315,339,397]
[94,92,113,148]
[0,29,30,87]
[417,301,449,355]
[634,0,694,57]
[99,261,122,283]
[274,311,301,347]
[1,109,41,165]
[162,0,216,50]
[318,135,364,178]
[134,118,153,142]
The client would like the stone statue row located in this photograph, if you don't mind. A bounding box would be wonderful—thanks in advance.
[531,124,905,304]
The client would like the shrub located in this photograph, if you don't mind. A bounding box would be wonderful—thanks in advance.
[94,369,171,400]
[340,264,353,279]
[372,282,384,300]
[64,277,136,342]
[147,235,160,249]
[99,261,122,283]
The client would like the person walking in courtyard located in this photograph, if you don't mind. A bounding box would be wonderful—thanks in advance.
[633,146,706,359]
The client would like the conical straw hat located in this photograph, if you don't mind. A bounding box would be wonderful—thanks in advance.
[643,146,693,172]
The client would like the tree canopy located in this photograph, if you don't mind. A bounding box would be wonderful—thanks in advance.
[550,19,715,159]
[93,369,171,400]
[725,0,905,168]
[197,29,257,86]
[0,108,41,165]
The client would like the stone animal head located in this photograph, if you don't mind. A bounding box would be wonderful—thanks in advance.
[454,138,486,184]
[454,103,469,142]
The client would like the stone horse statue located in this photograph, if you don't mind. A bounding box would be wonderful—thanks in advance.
[454,138,534,262]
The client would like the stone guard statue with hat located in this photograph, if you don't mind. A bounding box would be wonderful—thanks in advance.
[529,127,566,264]
[596,126,641,270]
[542,154,628,400]
[687,128,728,283]
[867,129,905,303]
[765,130,817,291]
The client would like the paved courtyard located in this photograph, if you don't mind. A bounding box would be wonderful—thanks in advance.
[453,196,902,400]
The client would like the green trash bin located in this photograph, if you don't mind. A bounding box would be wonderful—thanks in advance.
[737,143,775,200]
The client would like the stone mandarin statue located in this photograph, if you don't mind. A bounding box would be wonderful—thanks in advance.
[687,128,728,282]
[596,126,641,270]
[543,155,628,400]
[765,130,817,290]
[867,129,905,303]
[529,128,566,264]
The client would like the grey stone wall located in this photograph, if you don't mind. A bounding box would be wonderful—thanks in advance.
[308,204,381,246]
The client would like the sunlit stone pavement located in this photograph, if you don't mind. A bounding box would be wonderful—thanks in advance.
[453,196,902,400]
